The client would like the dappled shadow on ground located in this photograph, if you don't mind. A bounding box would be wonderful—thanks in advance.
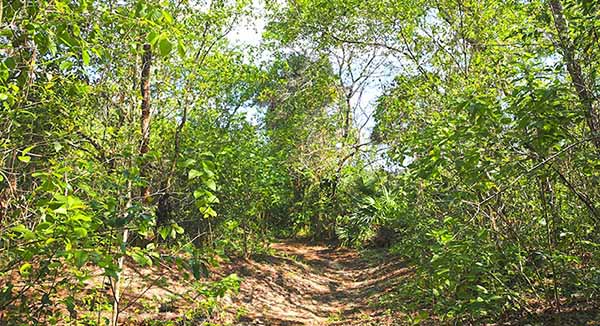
[505,301,600,326]
[217,241,410,326]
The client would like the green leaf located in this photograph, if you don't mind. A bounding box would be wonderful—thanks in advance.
[12,225,35,240]
[70,213,91,222]
[131,251,152,267]
[414,311,430,323]
[201,206,217,218]
[82,49,90,66]
[204,179,217,191]
[19,263,32,276]
[59,60,73,71]
[147,31,160,45]
[158,38,173,57]
[188,169,202,180]
[64,296,76,317]
[53,142,63,152]
[35,222,52,232]
[158,226,170,240]
[65,196,85,209]
[53,207,68,215]
[182,158,196,167]
[206,193,219,204]
[201,161,215,178]
[172,223,184,234]
[73,227,88,238]
[191,259,207,280]
[73,251,88,267]
[162,10,174,24]
[193,189,204,199]
[177,39,186,59]
[17,155,31,163]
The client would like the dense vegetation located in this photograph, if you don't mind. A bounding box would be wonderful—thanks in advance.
[1,0,599,324]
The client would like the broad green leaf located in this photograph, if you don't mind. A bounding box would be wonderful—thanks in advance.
[131,251,152,267]
[158,226,170,240]
[73,227,88,238]
[147,31,160,45]
[35,222,52,232]
[182,158,196,167]
[162,10,174,24]
[158,38,173,57]
[206,193,219,204]
[54,207,68,215]
[193,189,204,199]
[204,179,217,191]
[188,169,202,180]
[12,225,35,240]
[190,259,207,280]
[73,251,88,267]
[70,213,91,222]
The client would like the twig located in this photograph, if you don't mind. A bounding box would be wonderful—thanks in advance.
[478,136,599,206]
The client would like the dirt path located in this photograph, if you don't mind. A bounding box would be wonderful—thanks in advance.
[218,241,410,325]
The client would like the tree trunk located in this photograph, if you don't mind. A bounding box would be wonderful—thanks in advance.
[112,43,152,326]
[111,182,131,326]
[140,43,152,200]
[549,0,600,149]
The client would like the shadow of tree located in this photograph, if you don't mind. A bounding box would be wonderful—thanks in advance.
[220,241,411,325]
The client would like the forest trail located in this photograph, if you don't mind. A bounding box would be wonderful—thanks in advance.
[218,242,410,325]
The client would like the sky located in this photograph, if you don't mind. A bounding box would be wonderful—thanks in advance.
[228,2,267,48]
[222,1,414,171]
[224,3,397,169]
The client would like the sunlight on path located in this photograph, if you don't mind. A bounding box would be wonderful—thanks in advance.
[219,242,410,326]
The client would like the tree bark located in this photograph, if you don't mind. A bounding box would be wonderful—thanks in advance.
[139,43,152,200]
[112,43,152,325]
[549,0,600,149]
[111,182,131,326]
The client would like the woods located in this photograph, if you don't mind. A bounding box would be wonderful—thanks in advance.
[1,0,600,324]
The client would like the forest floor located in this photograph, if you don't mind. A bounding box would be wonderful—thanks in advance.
[90,240,600,326]
[7,240,600,325]
[112,240,410,325]
[0,241,409,326]
[215,241,410,325]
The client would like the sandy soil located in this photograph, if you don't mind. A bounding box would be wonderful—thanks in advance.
[216,241,410,326]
